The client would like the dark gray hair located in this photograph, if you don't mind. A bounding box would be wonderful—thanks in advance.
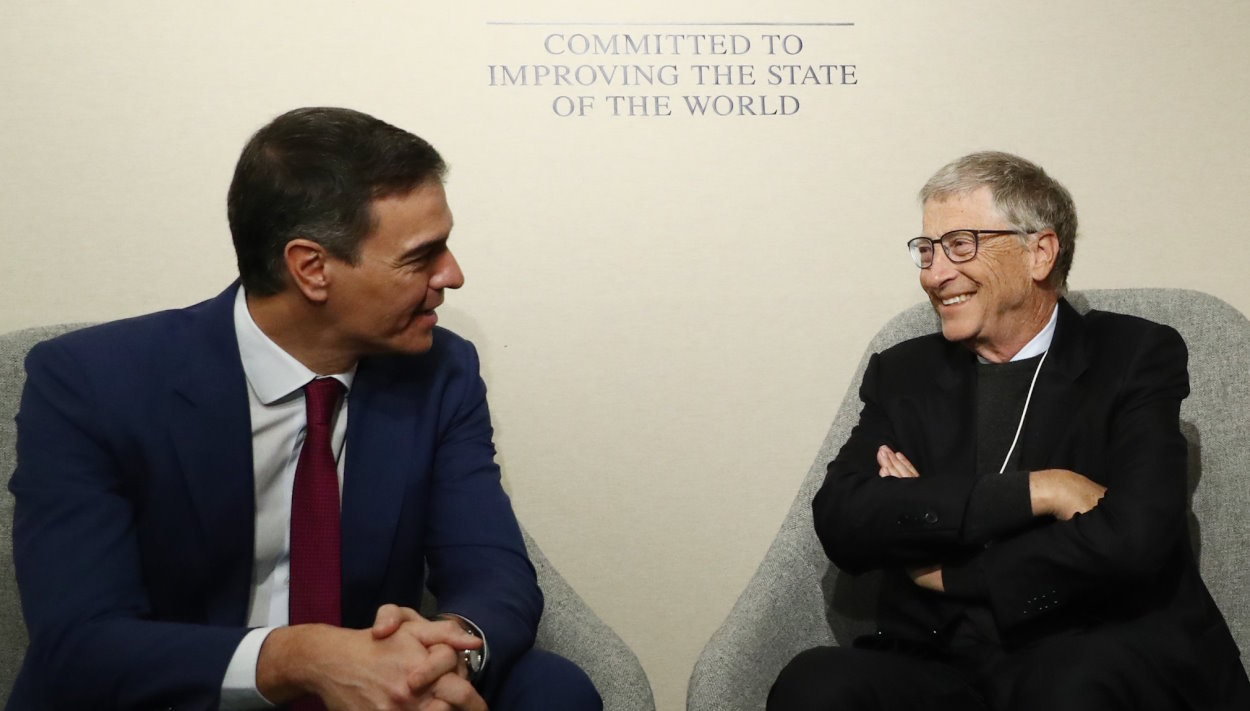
[920,151,1077,291]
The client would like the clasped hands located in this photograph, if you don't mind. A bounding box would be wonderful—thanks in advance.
[257,604,487,711]
[875,444,1107,594]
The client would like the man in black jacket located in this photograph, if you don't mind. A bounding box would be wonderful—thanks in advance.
[769,151,1250,710]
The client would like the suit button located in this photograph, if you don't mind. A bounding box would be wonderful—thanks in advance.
[922,511,938,524]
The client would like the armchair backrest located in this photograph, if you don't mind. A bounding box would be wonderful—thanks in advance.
[0,324,85,700]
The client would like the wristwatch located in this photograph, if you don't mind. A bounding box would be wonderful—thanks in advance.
[437,614,487,682]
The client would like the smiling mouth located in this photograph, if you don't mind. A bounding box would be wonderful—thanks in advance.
[940,293,973,306]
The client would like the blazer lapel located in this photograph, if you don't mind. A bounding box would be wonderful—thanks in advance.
[1020,299,1090,469]
[167,285,255,622]
[340,362,413,607]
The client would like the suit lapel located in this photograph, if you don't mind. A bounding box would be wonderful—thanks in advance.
[167,284,255,622]
[341,361,413,607]
[1020,299,1090,469]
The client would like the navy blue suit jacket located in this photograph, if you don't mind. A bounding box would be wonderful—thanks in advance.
[8,284,541,709]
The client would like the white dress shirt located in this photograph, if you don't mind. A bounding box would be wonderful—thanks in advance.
[220,287,354,709]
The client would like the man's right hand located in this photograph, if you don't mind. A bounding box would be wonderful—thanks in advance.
[255,606,485,711]
[877,445,920,478]
[1029,468,1107,521]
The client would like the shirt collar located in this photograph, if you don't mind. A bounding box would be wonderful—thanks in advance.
[233,286,355,405]
[1010,302,1060,362]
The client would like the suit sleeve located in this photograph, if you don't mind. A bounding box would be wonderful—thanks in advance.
[813,353,988,574]
[951,324,1191,629]
[9,338,248,710]
[421,338,542,689]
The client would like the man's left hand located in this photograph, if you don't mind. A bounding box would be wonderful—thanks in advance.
[908,564,944,593]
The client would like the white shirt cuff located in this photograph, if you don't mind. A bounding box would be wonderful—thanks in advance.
[220,627,278,709]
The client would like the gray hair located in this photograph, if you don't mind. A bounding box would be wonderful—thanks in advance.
[920,151,1077,291]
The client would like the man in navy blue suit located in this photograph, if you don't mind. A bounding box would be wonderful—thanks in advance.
[8,107,602,710]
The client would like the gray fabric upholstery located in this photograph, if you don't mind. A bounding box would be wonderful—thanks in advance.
[688,288,1250,711]
[0,323,655,710]
[524,530,655,711]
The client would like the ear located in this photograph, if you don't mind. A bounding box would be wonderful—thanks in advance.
[283,239,331,303]
[1029,230,1059,284]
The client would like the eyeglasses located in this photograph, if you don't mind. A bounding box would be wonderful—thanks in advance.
[906,229,1025,269]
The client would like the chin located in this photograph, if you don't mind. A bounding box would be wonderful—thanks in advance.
[939,319,977,345]
[397,334,435,354]
[370,329,435,356]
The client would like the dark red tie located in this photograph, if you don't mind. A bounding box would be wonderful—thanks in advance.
[289,378,343,711]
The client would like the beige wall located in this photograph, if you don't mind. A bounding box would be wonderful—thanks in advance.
[2,1,1248,708]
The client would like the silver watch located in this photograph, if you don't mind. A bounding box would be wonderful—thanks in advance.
[461,645,484,679]
[438,614,486,681]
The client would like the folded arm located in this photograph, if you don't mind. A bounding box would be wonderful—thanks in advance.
[813,354,995,573]
[924,326,1191,628]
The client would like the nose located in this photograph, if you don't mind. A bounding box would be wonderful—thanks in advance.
[921,243,958,289]
[432,248,465,290]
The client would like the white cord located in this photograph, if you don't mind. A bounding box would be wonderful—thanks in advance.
[998,349,1049,475]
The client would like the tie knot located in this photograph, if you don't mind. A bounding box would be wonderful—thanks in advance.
[303,378,344,427]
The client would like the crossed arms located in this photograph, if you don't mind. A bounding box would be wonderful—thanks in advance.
[812,321,1191,630]
[874,445,1107,592]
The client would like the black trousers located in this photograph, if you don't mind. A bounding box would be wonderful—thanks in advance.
[767,628,1249,711]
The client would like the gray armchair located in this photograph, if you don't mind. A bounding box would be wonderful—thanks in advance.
[687,288,1250,710]
[0,323,655,710]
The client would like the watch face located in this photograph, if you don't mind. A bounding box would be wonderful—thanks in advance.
[463,648,484,674]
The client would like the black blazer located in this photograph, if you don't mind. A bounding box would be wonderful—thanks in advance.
[813,298,1247,706]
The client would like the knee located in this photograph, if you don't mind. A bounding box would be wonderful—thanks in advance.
[543,658,601,710]
[768,648,820,710]
[1003,637,1137,711]
[494,649,602,711]
[769,646,978,711]
[768,647,864,711]
[1009,669,1128,711]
